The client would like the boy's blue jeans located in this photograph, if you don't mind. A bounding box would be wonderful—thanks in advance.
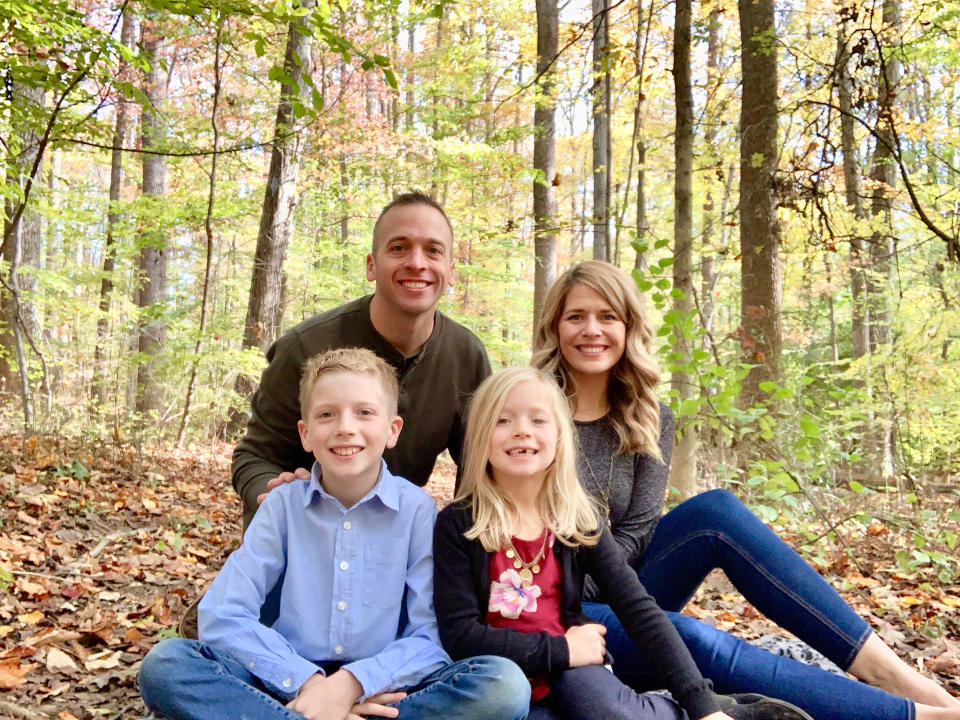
[584,489,914,720]
[139,639,530,720]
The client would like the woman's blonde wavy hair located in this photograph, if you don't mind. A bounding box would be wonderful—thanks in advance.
[455,367,601,552]
[531,261,663,460]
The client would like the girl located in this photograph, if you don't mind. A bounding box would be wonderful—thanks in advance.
[433,366,811,720]
[532,260,960,720]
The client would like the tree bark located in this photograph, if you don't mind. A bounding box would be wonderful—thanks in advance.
[533,0,558,328]
[737,0,782,408]
[669,0,697,498]
[233,0,317,412]
[1,81,46,400]
[135,13,169,415]
[591,0,611,261]
[93,9,137,408]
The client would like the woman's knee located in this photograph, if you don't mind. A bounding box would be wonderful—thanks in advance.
[673,488,747,528]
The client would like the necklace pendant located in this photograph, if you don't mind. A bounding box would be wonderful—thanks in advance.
[505,548,515,559]
[531,563,540,574]
[513,558,522,570]
[519,568,533,584]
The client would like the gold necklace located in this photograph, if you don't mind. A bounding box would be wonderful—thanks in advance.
[505,529,548,586]
[577,436,614,527]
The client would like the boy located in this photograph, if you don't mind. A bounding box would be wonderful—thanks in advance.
[139,348,528,720]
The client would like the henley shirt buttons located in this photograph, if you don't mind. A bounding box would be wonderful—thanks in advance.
[334,645,343,655]
[339,561,348,570]
[337,601,346,611]
[342,521,351,530]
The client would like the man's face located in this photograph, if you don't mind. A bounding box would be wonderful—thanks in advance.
[366,203,455,318]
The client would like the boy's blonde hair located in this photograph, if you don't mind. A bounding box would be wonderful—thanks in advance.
[456,366,601,552]
[299,348,399,419]
[532,260,663,460]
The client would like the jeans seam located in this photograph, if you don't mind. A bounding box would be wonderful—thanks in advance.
[643,528,864,667]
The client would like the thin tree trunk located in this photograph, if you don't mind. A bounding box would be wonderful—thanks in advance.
[135,14,169,416]
[591,0,611,261]
[177,16,225,446]
[737,0,782,409]
[93,9,137,408]
[533,0,558,327]
[232,0,317,421]
[669,0,697,498]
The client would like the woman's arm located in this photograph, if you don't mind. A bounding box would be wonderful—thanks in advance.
[610,403,675,566]
[432,506,570,677]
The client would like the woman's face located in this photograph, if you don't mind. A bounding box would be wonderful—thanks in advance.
[557,283,626,379]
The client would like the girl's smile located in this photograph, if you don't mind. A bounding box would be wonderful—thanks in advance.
[488,380,558,485]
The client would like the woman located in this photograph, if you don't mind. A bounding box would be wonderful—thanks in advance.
[531,260,960,720]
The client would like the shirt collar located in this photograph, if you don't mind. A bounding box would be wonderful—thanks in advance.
[305,459,400,512]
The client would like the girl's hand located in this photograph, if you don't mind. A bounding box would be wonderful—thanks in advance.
[564,623,607,667]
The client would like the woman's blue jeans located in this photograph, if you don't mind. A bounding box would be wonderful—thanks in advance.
[583,489,914,720]
[138,638,531,720]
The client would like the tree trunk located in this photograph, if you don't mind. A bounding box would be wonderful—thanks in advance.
[533,0,558,328]
[1,81,46,413]
[591,0,611,261]
[669,0,697,498]
[93,9,137,408]
[233,0,317,413]
[865,0,902,478]
[737,0,782,408]
[135,13,169,416]
[177,16,224,446]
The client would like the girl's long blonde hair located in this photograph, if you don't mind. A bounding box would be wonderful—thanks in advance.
[455,367,601,552]
[532,261,663,460]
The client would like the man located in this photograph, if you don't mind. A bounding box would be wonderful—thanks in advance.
[232,191,491,529]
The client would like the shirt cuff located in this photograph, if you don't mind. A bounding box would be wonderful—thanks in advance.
[251,654,323,701]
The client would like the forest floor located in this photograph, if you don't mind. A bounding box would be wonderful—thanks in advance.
[1,433,958,720]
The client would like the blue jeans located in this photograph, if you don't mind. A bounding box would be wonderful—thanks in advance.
[527,666,686,720]
[584,489,914,720]
[139,638,530,720]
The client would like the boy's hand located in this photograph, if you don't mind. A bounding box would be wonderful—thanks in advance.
[564,623,606,667]
[287,669,362,720]
[257,467,310,505]
[348,691,407,718]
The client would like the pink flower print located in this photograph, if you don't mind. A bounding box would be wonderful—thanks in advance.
[489,569,542,619]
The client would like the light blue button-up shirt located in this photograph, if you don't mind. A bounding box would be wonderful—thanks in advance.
[198,461,450,701]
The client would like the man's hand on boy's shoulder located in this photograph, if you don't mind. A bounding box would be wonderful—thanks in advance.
[287,669,405,720]
[256,467,311,505]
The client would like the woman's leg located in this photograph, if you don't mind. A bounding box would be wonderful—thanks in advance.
[583,602,913,720]
[637,489,960,707]
[138,638,302,720]
[551,665,687,720]
[636,489,870,668]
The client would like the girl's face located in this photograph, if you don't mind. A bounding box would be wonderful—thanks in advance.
[487,380,559,485]
[557,283,626,379]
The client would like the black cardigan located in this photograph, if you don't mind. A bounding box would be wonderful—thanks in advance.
[433,502,720,720]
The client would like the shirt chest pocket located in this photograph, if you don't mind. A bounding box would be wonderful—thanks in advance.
[362,542,407,608]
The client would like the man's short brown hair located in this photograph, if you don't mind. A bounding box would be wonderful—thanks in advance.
[371,190,453,254]
[299,348,399,419]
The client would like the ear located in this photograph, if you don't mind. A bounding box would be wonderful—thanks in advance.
[384,415,403,450]
[297,419,311,452]
[366,253,376,282]
[446,259,456,287]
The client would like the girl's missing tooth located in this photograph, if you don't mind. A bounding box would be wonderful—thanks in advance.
[433,367,736,720]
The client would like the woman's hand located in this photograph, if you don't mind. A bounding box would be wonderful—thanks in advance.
[564,623,607,667]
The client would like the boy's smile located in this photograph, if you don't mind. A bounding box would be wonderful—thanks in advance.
[298,370,403,504]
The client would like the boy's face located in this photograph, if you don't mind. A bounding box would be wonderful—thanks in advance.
[298,370,403,492]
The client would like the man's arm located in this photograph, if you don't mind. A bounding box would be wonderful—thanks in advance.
[341,498,449,698]
[199,493,320,699]
[232,331,312,526]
